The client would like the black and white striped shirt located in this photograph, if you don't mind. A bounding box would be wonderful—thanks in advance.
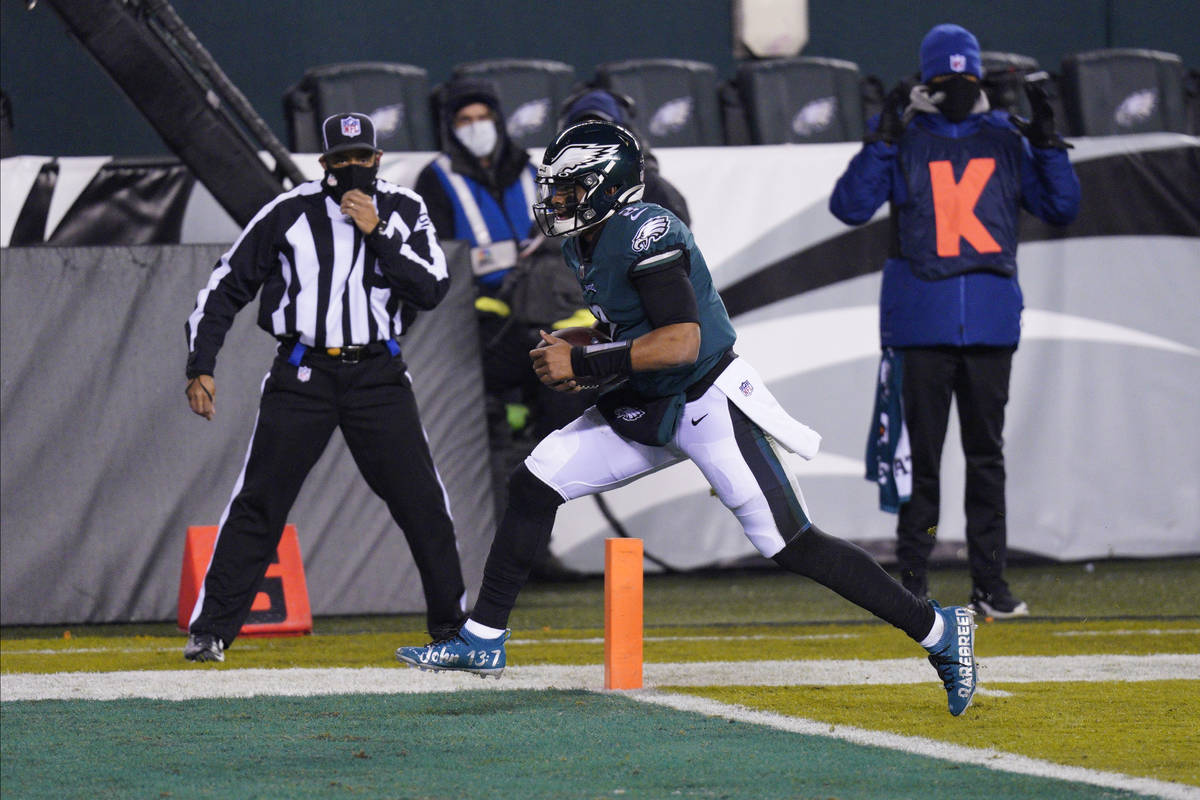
[186,179,448,378]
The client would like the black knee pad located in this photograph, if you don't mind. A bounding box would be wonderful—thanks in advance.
[507,464,565,513]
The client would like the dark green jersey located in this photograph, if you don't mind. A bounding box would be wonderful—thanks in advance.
[562,202,736,398]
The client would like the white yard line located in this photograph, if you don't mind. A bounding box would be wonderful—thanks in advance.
[3,654,1197,702]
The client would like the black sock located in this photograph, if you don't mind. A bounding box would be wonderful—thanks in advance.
[471,464,565,629]
[771,525,935,641]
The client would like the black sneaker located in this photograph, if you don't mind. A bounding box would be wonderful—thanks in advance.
[970,586,1029,618]
[184,633,225,662]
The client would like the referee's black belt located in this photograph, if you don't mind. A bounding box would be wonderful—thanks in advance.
[283,338,400,366]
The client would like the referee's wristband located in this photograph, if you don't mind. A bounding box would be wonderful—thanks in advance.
[570,340,633,379]
[369,220,388,238]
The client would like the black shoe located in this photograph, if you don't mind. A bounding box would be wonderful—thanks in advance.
[970,586,1029,618]
[183,633,225,662]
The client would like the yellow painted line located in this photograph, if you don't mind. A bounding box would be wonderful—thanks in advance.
[521,633,860,645]
[1,644,263,655]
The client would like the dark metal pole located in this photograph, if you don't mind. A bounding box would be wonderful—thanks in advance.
[39,0,291,226]
[139,0,306,187]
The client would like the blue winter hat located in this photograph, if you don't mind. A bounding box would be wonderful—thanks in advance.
[920,23,983,82]
[564,90,627,126]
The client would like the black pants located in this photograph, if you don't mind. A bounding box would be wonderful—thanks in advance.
[897,345,1014,594]
[189,346,466,646]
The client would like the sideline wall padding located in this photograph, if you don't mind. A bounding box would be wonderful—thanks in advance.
[0,242,493,625]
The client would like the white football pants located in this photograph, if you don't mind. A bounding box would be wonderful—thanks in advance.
[525,380,811,559]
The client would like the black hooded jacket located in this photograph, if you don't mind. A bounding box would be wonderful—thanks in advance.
[414,81,535,242]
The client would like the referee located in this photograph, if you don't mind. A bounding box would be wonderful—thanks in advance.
[182,112,467,662]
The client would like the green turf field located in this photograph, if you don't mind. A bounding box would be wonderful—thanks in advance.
[3,559,1198,799]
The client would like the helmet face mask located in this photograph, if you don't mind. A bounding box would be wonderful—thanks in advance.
[533,121,645,237]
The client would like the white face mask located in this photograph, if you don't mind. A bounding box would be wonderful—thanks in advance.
[455,119,498,159]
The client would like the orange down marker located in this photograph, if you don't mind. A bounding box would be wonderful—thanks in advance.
[604,537,644,689]
[177,524,312,637]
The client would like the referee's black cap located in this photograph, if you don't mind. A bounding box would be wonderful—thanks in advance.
[321,113,379,156]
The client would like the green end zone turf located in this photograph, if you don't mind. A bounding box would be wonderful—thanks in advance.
[3,562,1197,797]
[0,690,1159,800]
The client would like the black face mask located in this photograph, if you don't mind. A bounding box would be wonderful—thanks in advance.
[934,75,982,123]
[323,162,378,201]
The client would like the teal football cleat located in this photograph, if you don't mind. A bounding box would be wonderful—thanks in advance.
[925,602,978,715]
[395,627,510,679]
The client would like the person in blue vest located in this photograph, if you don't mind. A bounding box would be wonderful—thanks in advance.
[415,77,538,299]
[830,23,1081,617]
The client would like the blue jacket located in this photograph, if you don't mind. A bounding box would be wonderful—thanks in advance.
[424,155,538,290]
[830,110,1080,347]
[413,120,538,292]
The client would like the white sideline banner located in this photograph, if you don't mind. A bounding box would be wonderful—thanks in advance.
[2,136,1197,625]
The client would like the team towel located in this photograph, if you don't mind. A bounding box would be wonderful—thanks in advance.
[865,348,912,512]
[714,357,821,459]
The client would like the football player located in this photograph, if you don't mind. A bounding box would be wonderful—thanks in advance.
[397,121,979,715]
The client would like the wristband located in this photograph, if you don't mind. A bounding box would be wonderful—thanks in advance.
[370,220,387,237]
[570,340,633,378]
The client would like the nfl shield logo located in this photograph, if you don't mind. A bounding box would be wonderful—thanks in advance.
[297,366,312,383]
[740,380,754,397]
[616,406,645,421]
[950,54,966,73]
[341,116,361,137]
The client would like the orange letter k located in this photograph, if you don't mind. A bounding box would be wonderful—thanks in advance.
[929,159,1002,257]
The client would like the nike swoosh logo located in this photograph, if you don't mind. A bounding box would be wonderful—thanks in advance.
[691,414,708,426]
